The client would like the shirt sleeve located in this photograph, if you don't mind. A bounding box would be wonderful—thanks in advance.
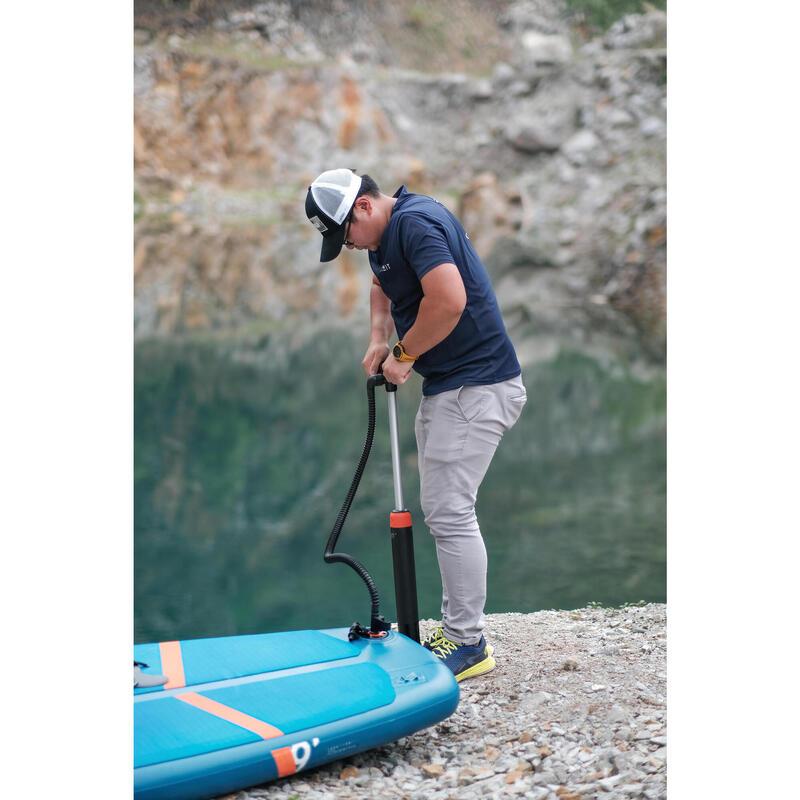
[398,213,455,280]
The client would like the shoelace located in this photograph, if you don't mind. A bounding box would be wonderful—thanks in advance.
[432,637,460,657]
[421,626,444,647]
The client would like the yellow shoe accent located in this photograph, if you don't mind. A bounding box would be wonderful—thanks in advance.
[455,644,495,682]
[430,635,496,682]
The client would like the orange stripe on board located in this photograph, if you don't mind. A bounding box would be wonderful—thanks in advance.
[271,746,297,777]
[159,641,186,689]
[176,692,284,740]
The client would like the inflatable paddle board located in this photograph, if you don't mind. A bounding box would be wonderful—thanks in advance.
[134,626,459,800]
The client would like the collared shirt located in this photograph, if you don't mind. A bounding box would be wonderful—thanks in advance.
[369,186,520,396]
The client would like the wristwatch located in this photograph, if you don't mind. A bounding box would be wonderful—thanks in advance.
[392,341,418,362]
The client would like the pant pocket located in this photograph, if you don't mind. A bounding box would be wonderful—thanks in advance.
[456,386,488,423]
[503,381,527,429]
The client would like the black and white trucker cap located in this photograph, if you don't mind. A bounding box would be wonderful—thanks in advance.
[305,169,363,262]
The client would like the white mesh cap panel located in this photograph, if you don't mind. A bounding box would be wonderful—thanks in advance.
[309,169,362,225]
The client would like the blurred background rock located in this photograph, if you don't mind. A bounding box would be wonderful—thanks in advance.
[134,0,666,359]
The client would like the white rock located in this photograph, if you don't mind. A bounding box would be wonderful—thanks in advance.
[598,773,625,790]
[520,31,572,65]
[606,107,634,127]
[521,690,552,710]
[607,705,630,725]
[640,116,665,137]
[561,129,601,165]
[492,62,516,84]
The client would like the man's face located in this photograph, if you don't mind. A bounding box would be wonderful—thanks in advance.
[343,197,381,252]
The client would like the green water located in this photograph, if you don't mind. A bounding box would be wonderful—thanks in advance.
[134,333,665,643]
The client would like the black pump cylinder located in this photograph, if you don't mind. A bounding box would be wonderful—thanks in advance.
[390,510,420,643]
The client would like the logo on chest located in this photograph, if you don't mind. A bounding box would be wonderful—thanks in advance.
[378,263,391,273]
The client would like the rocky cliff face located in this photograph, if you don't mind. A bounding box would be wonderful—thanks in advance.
[134,0,666,364]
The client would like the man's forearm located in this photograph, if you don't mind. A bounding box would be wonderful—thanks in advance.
[369,281,395,344]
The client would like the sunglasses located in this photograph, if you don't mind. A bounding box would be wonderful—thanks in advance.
[343,207,356,247]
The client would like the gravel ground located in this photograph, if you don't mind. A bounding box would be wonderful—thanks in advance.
[219,604,666,800]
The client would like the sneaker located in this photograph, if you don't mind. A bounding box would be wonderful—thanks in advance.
[134,661,168,688]
[429,634,496,682]
[421,625,444,651]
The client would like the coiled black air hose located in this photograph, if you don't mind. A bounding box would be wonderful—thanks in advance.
[324,374,391,637]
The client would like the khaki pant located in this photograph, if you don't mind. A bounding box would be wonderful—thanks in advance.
[414,375,527,645]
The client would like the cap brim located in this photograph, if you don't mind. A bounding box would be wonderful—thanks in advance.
[320,225,347,262]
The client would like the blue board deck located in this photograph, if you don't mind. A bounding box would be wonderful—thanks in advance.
[134,628,459,800]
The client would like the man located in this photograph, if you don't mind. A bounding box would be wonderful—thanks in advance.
[305,168,526,681]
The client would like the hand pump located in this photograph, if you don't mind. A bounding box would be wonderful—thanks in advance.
[324,374,420,643]
[384,380,421,643]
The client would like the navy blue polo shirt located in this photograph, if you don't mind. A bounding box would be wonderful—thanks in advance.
[369,186,520,396]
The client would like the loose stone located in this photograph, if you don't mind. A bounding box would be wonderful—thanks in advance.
[222,604,665,800]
